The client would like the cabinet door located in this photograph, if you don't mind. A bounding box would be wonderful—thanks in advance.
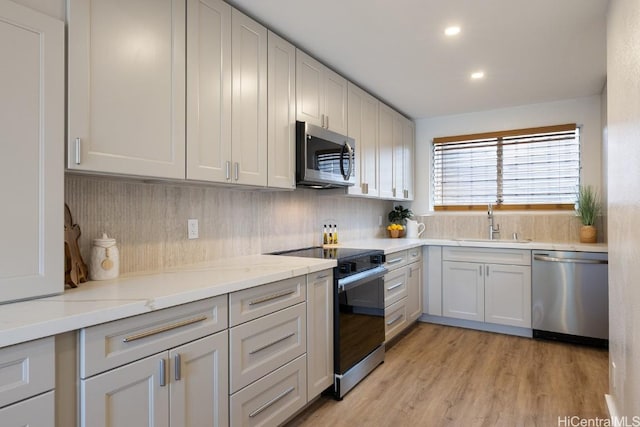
[402,118,415,201]
[392,112,405,200]
[267,31,296,189]
[442,261,484,321]
[0,0,63,303]
[186,0,232,182]
[0,391,54,427]
[68,0,186,179]
[306,270,334,399]
[485,264,532,328]
[406,262,422,323]
[323,67,348,134]
[347,83,379,197]
[169,331,229,427]
[81,354,169,427]
[296,49,324,127]
[231,9,267,186]
[378,102,395,199]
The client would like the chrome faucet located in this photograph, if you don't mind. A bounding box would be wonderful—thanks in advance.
[488,203,500,240]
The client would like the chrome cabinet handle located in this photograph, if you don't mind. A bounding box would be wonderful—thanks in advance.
[387,282,404,291]
[174,354,181,381]
[249,386,295,418]
[248,289,296,306]
[387,314,403,326]
[325,115,329,129]
[534,254,608,264]
[234,162,239,181]
[225,161,231,180]
[486,265,489,276]
[75,138,81,164]
[479,265,482,276]
[159,359,166,387]
[249,332,295,355]
[122,315,208,342]
[316,273,330,279]
[386,257,403,265]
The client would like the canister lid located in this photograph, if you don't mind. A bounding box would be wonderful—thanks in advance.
[93,232,116,247]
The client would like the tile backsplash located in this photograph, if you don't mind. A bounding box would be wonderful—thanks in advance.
[417,211,607,244]
[65,175,392,275]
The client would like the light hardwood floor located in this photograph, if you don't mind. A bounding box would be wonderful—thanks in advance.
[287,323,609,427]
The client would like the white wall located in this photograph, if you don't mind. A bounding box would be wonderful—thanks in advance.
[413,95,603,214]
[606,0,640,418]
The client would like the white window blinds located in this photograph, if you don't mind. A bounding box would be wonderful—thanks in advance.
[433,124,580,210]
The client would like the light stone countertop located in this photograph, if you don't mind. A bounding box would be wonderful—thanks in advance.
[0,255,335,348]
[0,238,607,348]
[327,237,608,253]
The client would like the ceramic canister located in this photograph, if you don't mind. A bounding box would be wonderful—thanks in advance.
[90,233,119,280]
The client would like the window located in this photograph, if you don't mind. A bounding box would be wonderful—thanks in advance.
[432,124,580,210]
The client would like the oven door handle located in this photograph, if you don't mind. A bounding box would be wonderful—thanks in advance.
[338,266,387,293]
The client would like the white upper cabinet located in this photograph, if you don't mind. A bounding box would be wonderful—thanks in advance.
[0,0,64,303]
[378,102,395,200]
[267,31,296,189]
[186,0,232,182]
[231,9,268,186]
[347,83,379,197]
[67,0,186,179]
[187,3,267,186]
[379,104,414,201]
[296,49,347,135]
[402,118,415,201]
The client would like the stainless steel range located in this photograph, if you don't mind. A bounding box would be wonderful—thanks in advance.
[272,247,387,399]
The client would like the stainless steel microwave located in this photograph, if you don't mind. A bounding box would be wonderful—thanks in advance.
[296,121,355,188]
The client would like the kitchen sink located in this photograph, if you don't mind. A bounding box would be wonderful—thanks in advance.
[454,238,532,244]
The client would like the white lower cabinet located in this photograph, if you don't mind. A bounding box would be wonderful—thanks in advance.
[230,355,307,427]
[0,391,55,427]
[79,296,229,427]
[306,269,333,400]
[441,247,532,328]
[81,331,228,427]
[0,337,55,426]
[383,248,423,342]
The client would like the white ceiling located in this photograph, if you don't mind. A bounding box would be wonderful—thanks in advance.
[227,0,608,120]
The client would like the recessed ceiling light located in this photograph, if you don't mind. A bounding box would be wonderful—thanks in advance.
[444,26,461,36]
[471,71,485,80]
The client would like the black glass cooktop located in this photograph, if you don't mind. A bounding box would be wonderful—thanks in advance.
[271,246,379,261]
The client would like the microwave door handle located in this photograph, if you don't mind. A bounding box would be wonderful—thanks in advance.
[340,142,353,180]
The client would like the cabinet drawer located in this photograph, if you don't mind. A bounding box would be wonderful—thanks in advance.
[230,303,306,393]
[384,267,408,307]
[443,247,531,266]
[385,298,408,342]
[0,337,54,408]
[230,354,307,427]
[0,390,54,426]
[80,295,228,378]
[230,276,306,326]
[407,247,422,263]
[384,250,408,270]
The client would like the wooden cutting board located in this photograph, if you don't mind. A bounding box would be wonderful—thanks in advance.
[64,203,88,287]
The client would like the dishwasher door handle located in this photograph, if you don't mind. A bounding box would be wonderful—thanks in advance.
[534,254,608,265]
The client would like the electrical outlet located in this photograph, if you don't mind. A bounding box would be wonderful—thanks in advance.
[188,219,199,239]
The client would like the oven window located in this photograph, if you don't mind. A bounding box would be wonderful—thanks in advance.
[337,277,385,374]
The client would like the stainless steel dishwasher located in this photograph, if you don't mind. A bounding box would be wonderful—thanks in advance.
[532,250,608,347]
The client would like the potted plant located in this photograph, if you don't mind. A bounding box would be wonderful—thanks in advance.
[387,205,413,238]
[576,185,602,243]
